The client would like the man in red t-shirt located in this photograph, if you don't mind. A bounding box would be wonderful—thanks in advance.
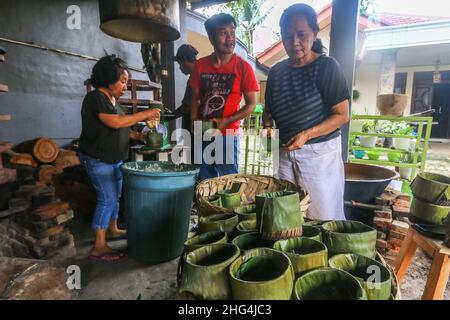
[190,13,259,180]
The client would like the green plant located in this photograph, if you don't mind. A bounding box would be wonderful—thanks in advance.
[400,152,414,163]
[379,121,414,135]
[362,120,377,133]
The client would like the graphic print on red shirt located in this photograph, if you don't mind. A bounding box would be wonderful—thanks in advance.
[200,73,235,119]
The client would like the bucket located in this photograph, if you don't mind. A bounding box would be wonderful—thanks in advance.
[178,243,240,299]
[198,213,239,235]
[229,248,294,300]
[183,231,228,253]
[294,267,367,300]
[273,237,328,275]
[321,220,377,258]
[329,253,392,300]
[121,161,199,263]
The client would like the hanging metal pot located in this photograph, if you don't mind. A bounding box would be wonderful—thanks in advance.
[98,0,180,43]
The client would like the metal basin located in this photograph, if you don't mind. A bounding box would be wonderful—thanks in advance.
[344,163,399,203]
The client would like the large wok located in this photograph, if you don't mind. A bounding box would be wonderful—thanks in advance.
[344,163,399,203]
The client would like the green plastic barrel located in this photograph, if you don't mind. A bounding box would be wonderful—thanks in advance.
[121,161,199,263]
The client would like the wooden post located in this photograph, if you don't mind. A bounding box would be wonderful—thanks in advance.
[329,0,360,161]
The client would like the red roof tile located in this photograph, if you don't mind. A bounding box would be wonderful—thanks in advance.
[377,12,450,26]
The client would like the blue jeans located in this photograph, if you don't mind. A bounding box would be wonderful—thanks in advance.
[199,135,239,181]
[78,152,123,230]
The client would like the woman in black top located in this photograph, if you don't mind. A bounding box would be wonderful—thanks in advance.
[79,55,160,262]
[262,4,350,221]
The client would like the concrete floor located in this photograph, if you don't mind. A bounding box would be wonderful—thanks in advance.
[65,215,179,300]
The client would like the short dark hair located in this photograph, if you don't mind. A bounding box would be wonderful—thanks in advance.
[204,13,237,39]
[280,4,323,54]
[90,55,130,89]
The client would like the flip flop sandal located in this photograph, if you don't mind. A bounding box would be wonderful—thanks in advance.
[88,252,128,263]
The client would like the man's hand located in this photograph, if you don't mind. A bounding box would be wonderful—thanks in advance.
[284,131,310,151]
[212,117,230,132]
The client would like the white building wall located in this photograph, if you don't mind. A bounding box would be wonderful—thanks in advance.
[353,63,450,115]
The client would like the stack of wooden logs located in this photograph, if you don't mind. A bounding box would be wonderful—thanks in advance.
[0,137,80,261]
[8,137,80,185]
[0,182,76,261]
[372,188,411,265]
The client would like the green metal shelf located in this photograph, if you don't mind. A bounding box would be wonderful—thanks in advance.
[351,146,421,154]
[350,132,416,139]
[349,115,433,181]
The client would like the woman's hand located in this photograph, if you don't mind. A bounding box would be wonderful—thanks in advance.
[261,127,274,138]
[144,108,161,121]
[284,131,310,151]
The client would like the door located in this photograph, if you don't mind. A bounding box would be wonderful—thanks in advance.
[411,85,433,114]
[431,84,450,139]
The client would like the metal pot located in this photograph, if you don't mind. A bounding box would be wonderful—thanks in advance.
[344,163,399,203]
[98,0,180,43]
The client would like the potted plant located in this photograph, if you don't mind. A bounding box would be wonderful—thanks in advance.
[392,122,415,151]
[398,153,415,180]
[360,120,378,148]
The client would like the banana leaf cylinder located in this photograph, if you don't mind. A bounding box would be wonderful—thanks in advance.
[232,232,275,252]
[411,172,450,204]
[294,267,367,300]
[234,204,257,221]
[234,220,257,237]
[198,195,223,217]
[410,197,450,226]
[199,213,239,235]
[273,237,328,275]
[217,190,241,209]
[328,253,392,300]
[256,191,303,240]
[229,248,294,300]
[206,195,222,207]
[179,243,240,300]
[184,231,228,253]
[301,225,322,242]
[321,221,377,258]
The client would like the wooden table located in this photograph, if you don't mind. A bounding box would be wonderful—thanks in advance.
[394,227,450,300]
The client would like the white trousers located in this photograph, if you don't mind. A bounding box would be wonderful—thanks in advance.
[275,136,346,221]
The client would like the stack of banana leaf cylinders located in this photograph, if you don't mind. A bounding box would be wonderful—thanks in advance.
[178,174,399,300]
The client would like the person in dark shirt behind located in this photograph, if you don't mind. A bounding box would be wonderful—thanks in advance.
[78,55,160,263]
